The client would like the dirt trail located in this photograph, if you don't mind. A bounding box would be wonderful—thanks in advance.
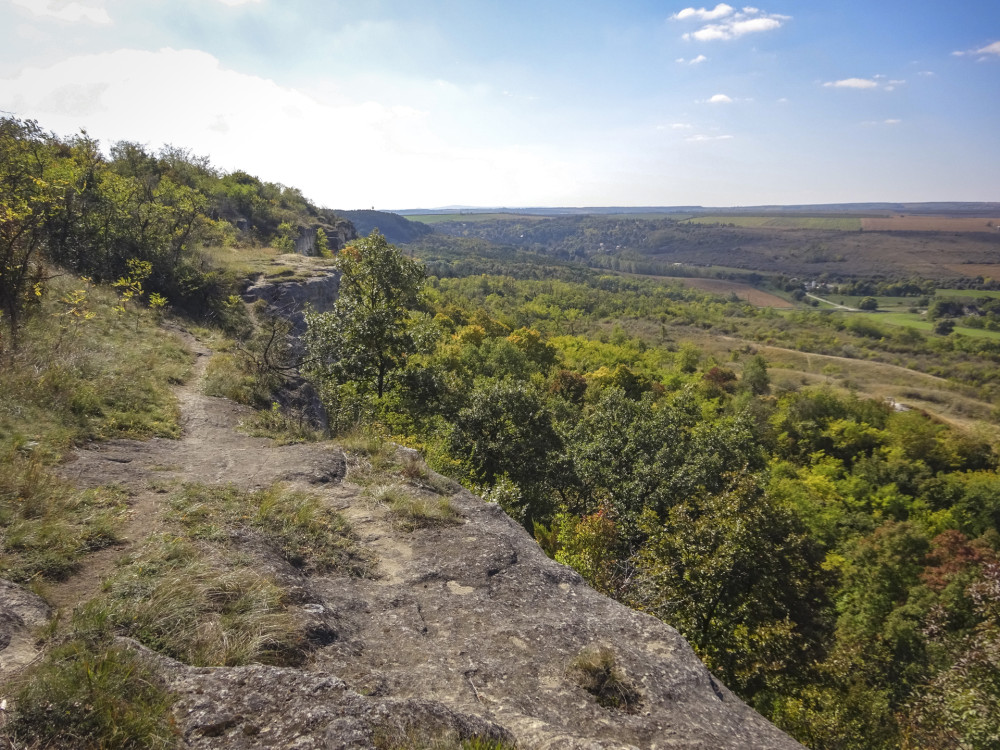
[48,330,348,612]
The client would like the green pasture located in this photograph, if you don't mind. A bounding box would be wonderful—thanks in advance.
[850,311,1000,340]
[834,295,927,311]
[935,288,1000,299]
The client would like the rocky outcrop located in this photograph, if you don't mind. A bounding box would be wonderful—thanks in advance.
[0,578,51,674]
[242,269,340,337]
[115,439,803,748]
[294,217,357,256]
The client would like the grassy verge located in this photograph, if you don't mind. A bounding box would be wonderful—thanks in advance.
[0,274,191,584]
[0,453,128,582]
[0,275,191,457]
[7,639,178,750]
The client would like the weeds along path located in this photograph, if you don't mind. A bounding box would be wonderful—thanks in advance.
[47,328,347,612]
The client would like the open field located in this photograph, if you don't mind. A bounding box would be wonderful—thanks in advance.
[862,216,1000,232]
[683,216,863,230]
[849,311,1000,341]
[662,329,1000,432]
[662,276,793,307]
[937,288,1000,299]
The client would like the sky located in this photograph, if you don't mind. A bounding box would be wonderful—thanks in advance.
[1,1,998,210]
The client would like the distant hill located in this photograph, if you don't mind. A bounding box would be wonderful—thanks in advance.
[400,202,1000,218]
[337,210,434,244]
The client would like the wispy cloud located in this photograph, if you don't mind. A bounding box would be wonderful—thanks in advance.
[824,78,878,89]
[673,5,789,42]
[216,0,263,5]
[676,54,709,65]
[686,133,734,142]
[10,0,110,24]
[953,40,1000,59]
[824,77,904,91]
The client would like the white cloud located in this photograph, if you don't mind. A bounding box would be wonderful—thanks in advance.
[10,0,110,24]
[918,70,935,77]
[676,5,788,41]
[0,48,582,208]
[953,41,1000,58]
[676,54,709,64]
[216,0,263,5]
[824,78,878,89]
[673,4,734,21]
[884,119,901,125]
[708,93,733,103]
[686,133,734,142]
[670,122,694,129]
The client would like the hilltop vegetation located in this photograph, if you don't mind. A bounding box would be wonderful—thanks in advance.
[4,117,1000,749]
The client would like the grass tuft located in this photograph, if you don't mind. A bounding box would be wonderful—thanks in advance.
[74,535,305,667]
[0,449,128,582]
[169,482,372,575]
[569,645,642,712]
[7,638,178,750]
[367,484,462,531]
[239,401,323,445]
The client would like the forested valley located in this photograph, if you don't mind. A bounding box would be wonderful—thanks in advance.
[3,117,1000,749]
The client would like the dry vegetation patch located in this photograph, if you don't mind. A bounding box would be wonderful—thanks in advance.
[862,216,1000,232]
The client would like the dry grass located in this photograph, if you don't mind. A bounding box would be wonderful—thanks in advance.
[656,276,793,308]
[568,645,642,712]
[366,484,462,531]
[862,216,1000,232]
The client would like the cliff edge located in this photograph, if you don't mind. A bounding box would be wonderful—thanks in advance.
[1,331,802,749]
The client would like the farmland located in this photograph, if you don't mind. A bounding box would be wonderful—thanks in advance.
[651,275,793,307]
[683,215,863,231]
[862,216,1000,232]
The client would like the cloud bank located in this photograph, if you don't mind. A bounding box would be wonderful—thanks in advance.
[673,5,789,41]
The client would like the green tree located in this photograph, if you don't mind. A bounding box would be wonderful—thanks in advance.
[0,117,59,349]
[304,230,424,401]
[859,296,879,311]
[741,353,770,395]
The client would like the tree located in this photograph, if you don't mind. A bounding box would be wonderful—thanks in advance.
[304,230,424,402]
[741,353,770,395]
[0,117,58,349]
[859,296,879,311]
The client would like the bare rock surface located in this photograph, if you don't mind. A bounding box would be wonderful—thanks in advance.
[0,579,51,675]
[41,330,802,749]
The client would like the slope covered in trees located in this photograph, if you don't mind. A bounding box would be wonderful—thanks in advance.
[304,230,1000,749]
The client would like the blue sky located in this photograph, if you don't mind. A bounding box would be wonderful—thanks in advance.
[1,0,998,209]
